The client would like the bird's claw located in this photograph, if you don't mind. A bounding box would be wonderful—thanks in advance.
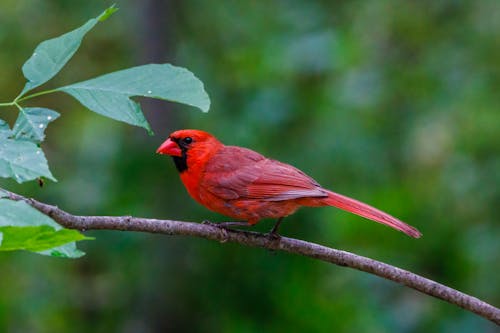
[202,220,235,229]
[201,220,229,243]
[202,220,217,227]
[218,228,228,243]
[266,231,281,241]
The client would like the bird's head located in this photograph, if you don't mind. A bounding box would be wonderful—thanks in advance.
[157,129,220,172]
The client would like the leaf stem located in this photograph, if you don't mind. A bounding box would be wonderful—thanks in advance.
[13,102,24,112]
[0,87,60,108]
[16,88,60,103]
[0,101,15,107]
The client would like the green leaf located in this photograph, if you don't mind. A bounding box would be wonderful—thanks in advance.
[61,88,151,132]
[12,107,60,143]
[59,64,211,132]
[20,5,117,95]
[0,199,90,258]
[0,225,89,252]
[0,139,55,183]
[37,242,85,258]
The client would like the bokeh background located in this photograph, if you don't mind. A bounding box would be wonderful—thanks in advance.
[0,1,499,332]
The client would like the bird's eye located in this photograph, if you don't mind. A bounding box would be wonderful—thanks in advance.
[183,137,193,144]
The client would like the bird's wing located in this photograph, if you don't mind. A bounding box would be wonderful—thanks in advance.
[245,159,328,201]
[203,147,327,201]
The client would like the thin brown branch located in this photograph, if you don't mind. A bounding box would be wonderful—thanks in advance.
[4,189,500,325]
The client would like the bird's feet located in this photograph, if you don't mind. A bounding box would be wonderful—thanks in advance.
[201,220,218,227]
[217,222,252,229]
[265,217,283,240]
[266,231,281,241]
[201,220,231,243]
[201,220,250,229]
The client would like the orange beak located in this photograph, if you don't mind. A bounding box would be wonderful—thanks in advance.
[156,138,182,156]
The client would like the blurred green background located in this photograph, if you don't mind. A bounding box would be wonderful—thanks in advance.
[0,0,499,332]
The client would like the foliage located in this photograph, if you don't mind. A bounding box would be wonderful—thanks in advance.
[0,6,209,257]
[0,199,90,257]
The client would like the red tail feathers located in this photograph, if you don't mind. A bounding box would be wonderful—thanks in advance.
[323,190,422,238]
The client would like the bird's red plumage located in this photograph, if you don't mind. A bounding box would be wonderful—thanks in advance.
[158,129,421,238]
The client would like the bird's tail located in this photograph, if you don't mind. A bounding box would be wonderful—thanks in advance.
[322,190,422,238]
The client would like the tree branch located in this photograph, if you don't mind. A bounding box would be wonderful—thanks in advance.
[4,189,500,325]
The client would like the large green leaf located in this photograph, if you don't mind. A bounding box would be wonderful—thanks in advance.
[12,107,60,143]
[0,139,55,183]
[0,199,90,258]
[61,89,150,131]
[20,5,117,95]
[59,64,211,132]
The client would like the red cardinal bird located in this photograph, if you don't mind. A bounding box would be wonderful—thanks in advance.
[157,129,421,238]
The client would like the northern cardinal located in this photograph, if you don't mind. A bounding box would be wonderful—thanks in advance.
[157,129,421,238]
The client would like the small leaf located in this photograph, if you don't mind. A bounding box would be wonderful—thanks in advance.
[20,6,117,95]
[12,107,60,143]
[59,64,210,132]
[0,225,90,252]
[0,139,55,183]
[98,4,119,22]
[0,199,90,258]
